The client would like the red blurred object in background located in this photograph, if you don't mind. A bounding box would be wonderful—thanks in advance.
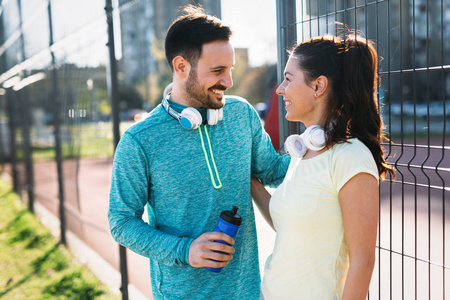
[264,82,280,150]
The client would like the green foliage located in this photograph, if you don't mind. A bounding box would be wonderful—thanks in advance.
[0,179,119,299]
[32,245,68,273]
[97,89,111,115]
[118,84,144,111]
[230,64,276,105]
[42,271,104,299]
[151,38,173,101]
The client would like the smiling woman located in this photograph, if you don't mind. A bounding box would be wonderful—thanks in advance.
[251,33,395,300]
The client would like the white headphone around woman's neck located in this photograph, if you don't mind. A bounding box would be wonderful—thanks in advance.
[284,125,326,158]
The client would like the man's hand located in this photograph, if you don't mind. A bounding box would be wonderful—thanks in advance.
[188,232,235,268]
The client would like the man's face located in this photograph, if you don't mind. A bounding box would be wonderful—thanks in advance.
[184,40,234,109]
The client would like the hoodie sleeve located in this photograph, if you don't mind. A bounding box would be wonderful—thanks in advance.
[248,102,290,187]
[108,131,194,266]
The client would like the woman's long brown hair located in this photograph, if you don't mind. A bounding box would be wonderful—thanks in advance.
[291,34,395,180]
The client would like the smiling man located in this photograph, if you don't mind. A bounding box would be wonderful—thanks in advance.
[108,5,289,300]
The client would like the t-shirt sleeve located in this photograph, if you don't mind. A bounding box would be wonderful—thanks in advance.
[331,139,379,193]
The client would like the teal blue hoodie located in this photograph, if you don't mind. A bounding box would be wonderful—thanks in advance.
[108,96,290,299]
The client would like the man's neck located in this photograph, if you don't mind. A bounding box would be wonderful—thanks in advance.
[169,85,192,107]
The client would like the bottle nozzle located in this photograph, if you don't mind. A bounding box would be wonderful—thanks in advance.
[219,206,242,226]
[231,206,238,215]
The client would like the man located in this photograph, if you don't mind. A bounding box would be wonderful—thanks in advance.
[108,5,289,299]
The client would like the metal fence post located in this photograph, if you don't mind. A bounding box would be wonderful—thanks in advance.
[0,93,4,170]
[6,90,19,193]
[19,88,34,213]
[17,0,35,213]
[276,0,297,147]
[105,1,128,299]
[48,0,66,245]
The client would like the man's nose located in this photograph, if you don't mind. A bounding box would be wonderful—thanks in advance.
[220,71,233,89]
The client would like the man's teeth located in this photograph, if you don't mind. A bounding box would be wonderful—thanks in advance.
[211,89,224,95]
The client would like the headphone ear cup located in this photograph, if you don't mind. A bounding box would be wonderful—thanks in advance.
[207,109,218,126]
[206,108,223,126]
[284,134,307,158]
[303,125,326,151]
[179,108,202,130]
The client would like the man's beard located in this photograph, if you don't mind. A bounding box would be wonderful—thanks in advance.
[185,68,225,109]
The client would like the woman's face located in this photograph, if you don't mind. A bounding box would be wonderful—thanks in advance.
[276,56,323,126]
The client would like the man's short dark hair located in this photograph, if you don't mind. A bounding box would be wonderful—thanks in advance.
[165,5,232,71]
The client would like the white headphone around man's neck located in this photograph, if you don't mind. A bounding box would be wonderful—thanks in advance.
[284,125,327,158]
[161,83,223,130]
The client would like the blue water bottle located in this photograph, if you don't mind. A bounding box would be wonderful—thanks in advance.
[205,206,243,273]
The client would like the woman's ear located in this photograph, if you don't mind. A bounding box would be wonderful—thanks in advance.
[314,75,329,97]
[172,56,191,79]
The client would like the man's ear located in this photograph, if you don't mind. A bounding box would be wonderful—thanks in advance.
[172,56,191,79]
[314,75,329,97]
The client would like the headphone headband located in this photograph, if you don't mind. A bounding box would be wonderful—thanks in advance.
[161,83,223,130]
[162,96,180,121]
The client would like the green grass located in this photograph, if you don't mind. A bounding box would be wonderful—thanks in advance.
[0,178,120,299]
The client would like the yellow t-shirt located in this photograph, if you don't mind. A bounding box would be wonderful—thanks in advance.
[262,138,379,300]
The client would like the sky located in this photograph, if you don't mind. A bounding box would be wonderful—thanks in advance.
[221,0,277,67]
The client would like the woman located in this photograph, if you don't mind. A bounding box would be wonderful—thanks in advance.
[251,34,395,300]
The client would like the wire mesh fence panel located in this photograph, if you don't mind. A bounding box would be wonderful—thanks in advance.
[277,0,449,299]
[0,0,120,290]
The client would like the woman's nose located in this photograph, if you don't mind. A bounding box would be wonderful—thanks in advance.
[276,83,285,95]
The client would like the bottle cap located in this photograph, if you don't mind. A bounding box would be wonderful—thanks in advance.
[220,206,242,226]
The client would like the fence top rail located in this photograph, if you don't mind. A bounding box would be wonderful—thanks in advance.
[389,180,449,191]
[382,143,450,151]
[377,247,450,270]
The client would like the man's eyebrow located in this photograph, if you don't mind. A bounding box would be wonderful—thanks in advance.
[210,64,234,70]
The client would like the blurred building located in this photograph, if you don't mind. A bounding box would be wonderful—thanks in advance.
[303,0,450,102]
[118,0,222,105]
